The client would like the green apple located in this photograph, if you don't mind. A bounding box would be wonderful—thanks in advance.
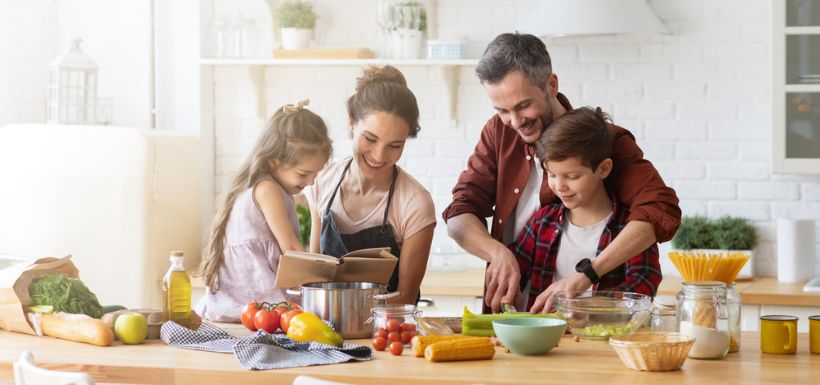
[114,312,148,345]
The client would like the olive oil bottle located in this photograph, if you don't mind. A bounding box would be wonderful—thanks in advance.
[162,251,191,328]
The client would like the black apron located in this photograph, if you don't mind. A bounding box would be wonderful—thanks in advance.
[320,159,416,301]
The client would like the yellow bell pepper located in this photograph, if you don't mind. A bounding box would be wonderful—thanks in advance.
[286,311,344,347]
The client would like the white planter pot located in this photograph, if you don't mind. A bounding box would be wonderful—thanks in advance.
[388,28,423,59]
[280,28,313,50]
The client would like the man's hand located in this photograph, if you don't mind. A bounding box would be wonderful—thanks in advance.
[529,272,592,314]
[484,247,521,313]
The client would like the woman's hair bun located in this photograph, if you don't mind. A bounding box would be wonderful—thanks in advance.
[355,65,407,92]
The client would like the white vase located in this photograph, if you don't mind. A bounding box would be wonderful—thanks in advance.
[388,28,423,59]
[280,28,312,50]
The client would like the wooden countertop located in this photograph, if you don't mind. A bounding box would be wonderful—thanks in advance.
[0,325,817,385]
[421,269,820,307]
[658,276,820,307]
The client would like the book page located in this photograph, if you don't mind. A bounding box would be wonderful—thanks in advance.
[283,250,340,264]
[341,247,395,260]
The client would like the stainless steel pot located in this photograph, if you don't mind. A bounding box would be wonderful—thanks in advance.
[288,281,400,338]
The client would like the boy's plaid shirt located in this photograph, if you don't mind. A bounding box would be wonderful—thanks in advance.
[510,195,662,310]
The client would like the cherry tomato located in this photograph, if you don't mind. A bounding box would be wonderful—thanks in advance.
[240,301,259,331]
[387,331,400,343]
[400,330,414,344]
[400,323,416,332]
[374,328,389,339]
[254,308,280,333]
[372,336,388,351]
[280,308,303,334]
[386,318,401,333]
[388,341,403,355]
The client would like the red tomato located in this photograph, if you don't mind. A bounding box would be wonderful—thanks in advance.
[400,330,414,344]
[386,318,401,332]
[241,301,259,331]
[280,308,303,334]
[374,328,389,339]
[400,323,416,332]
[372,336,388,351]
[254,308,280,333]
[387,331,400,343]
[388,341,403,355]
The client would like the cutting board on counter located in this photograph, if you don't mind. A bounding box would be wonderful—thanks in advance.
[273,48,375,59]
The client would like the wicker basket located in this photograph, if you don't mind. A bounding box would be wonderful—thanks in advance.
[609,332,695,371]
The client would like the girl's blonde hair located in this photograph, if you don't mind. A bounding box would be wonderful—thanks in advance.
[197,100,332,292]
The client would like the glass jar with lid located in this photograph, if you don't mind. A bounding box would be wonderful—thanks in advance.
[677,281,730,359]
[726,283,742,353]
[650,295,677,332]
[370,304,421,346]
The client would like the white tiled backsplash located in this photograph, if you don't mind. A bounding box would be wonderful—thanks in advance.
[204,0,820,277]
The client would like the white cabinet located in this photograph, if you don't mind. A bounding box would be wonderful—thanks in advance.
[741,304,820,333]
[772,0,820,174]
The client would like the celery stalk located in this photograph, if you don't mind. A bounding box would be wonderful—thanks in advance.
[461,306,559,336]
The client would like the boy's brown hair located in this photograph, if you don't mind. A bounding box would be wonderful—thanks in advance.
[537,106,613,170]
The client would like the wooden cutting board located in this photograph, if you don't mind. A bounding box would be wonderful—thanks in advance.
[273,48,375,59]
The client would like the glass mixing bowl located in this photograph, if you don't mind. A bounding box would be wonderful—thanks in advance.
[555,291,651,340]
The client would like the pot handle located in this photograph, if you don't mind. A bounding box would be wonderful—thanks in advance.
[372,291,401,300]
[285,288,301,296]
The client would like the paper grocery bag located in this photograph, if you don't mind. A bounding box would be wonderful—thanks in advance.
[0,255,79,335]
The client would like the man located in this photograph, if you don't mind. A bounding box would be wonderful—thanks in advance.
[442,33,680,313]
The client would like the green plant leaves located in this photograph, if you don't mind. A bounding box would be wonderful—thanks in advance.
[296,203,311,247]
[672,216,758,250]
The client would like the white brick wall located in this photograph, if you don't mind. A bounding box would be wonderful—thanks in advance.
[204,0,820,276]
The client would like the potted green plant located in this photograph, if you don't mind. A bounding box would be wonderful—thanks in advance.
[277,0,318,49]
[387,1,427,58]
[671,215,759,279]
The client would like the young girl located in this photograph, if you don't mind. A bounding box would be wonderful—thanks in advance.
[195,100,332,322]
[306,65,436,305]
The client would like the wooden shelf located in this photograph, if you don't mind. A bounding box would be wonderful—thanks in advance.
[200,57,476,127]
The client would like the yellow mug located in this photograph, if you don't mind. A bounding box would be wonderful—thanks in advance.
[760,315,798,354]
[810,315,820,354]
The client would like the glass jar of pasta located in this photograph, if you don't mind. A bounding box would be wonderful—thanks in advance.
[677,281,730,359]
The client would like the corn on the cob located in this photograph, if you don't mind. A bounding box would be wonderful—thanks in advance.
[411,335,484,357]
[424,337,496,362]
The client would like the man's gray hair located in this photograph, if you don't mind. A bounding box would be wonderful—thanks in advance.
[476,33,552,90]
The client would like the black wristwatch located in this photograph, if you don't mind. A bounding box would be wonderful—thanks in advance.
[575,258,600,284]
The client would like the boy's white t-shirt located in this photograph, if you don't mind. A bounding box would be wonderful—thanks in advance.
[552,212,613,283]
[504,158,544,245]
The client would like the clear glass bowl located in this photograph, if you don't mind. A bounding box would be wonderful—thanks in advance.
[555,291,651,340]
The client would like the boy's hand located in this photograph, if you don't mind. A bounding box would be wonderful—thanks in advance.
[484,248,521,313]
[529,273,592,314]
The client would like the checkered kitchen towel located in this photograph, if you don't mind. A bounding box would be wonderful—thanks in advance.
[160,321,372,370]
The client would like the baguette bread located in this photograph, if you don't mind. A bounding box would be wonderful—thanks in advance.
[41,312,114,346]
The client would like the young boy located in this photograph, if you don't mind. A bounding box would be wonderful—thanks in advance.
[510,107,662,313]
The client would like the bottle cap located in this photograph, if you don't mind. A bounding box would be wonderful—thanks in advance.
[170,251,184,257]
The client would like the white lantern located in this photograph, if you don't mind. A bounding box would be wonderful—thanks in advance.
[47,38,98,124]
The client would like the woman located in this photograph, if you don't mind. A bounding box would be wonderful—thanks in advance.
[306,65,436,304]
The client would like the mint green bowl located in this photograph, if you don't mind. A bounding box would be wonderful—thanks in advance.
[492,317,567,356]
